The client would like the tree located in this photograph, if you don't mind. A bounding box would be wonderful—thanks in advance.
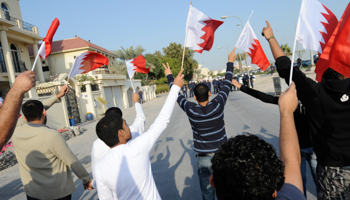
[110,45,154,81]
[236,52,247,62]
[162,42,198,81]
[280,44,292,57]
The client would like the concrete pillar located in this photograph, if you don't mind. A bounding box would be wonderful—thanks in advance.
[32,44,45,82]
[0,30,15,85]
[57,85,70,127]
[85,83,97,119]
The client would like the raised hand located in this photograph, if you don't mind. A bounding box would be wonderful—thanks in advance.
[57,85,69,99]
[261,20,274,40]
[132,92,140,103]
[228,47,237,63]
[12,71,36,94]
[173,69,185,88]
[231,79,242,89]
[162,62,172,77]
[278,82,298,115]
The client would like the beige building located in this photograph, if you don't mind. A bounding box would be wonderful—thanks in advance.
[0,0,42,96]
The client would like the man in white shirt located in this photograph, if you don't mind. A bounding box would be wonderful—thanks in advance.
[91,93,146,191]
[94,69,184,200]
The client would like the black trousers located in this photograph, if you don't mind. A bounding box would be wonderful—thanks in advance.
[27,194,72,200]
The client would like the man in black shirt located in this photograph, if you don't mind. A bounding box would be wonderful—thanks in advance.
[262,20,350,199]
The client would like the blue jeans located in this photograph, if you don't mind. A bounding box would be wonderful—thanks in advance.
[197,155,215,200]
[300,147,317,197]
[183,91,188,98]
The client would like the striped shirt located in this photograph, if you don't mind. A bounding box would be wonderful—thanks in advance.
[167,63,233,153]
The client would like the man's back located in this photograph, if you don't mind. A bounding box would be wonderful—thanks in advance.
[13,120,88,199]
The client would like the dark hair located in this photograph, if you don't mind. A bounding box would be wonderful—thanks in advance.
[194,83,209,102]
[105,107,123,117]
[96,113,123,147]
[322,67,341,80]
[211,133,285,200]
[22,100,44,122]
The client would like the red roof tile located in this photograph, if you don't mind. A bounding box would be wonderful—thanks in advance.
[28,37,115,56]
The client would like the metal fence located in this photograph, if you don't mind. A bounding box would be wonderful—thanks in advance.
[2,9,35,33]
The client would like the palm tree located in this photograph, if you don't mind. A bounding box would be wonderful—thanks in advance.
[280,44,292,57]
[110,45,154,79]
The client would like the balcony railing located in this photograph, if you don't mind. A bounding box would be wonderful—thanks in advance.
[2,9,36,33]
[13,60,27,73]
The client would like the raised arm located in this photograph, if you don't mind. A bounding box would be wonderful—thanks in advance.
[0,71,36,148]
[261,20,285,60]
[213,47,235,105]
[278,82,303,193]
[129,93,146,138]
[232,79,278,104]
[164,63,195,112]
[131,69,184,152]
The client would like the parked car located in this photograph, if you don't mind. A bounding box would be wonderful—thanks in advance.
[302,60,311,67]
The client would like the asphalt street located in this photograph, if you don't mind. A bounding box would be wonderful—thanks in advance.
[0,72,317,200]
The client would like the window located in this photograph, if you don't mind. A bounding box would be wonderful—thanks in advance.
[91,84,100,91]
[42,61,45,64]
[11,44,21,72]
[1,3,10,21]
[42,66,49,72]
[80,85,86,93]
[0,42,6,73]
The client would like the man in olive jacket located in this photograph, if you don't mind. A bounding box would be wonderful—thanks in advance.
[12,85,92,200]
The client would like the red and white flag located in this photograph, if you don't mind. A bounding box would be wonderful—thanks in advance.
[295,0,338,82]
[125,54,149,79]
[67,52,109,80]
[236,21,270,71]
[184,6,223,53]
[317,2,350,80]
[38,18,60,59]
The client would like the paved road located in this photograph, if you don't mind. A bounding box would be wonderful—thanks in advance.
[0,71,317,200]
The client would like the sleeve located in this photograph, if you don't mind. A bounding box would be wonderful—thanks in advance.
[129,102,146,138]
[42,96,61,111]
[212,62,234,105]
[44,131,91,184]
[129,85,181,152]
[276,56,319,104]
[95,175,114,200]
[167,74,195,114]
[240,85,279,105]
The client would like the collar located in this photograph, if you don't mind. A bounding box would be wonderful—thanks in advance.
[27,122,47,128]
[323,79,350,93]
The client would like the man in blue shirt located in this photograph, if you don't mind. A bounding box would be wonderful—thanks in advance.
[207,80,212,93]
[210,82,305,200]
[213,79,218,94]
[165,48,235,200]
[181,84,188,98]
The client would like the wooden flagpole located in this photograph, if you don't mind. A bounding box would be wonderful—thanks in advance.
[181,1,192,70]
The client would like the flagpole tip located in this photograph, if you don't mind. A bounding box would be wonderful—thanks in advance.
[191,1,192,5]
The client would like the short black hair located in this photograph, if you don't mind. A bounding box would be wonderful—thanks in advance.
[105,107,122,117]
[211,133,285,200]
[96,113,123,147]
[194,83,209,102]
[22,100,44,122]
[322,67,342,80]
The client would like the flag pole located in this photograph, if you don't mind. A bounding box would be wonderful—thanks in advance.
[289,35,298,86]
[181,1,192,70]
[125,60,136,93]
[31,41,45,71]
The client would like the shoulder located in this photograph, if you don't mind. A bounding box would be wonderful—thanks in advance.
[276,183,305,200]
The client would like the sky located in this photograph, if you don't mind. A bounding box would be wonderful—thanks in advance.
[20,0,349,71]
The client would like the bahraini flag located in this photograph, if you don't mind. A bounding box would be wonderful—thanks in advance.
[185,6,223,53]
[236,21,270,71]
[38,18,60,59]
[126,54,149,79]
[67,52,109,80]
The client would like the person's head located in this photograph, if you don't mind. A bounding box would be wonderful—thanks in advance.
[105,107,123,117]
[96,113,131,147]
[22,100,47,123]
[322,67,347,80]
[214,79,216,81]
[194,83,210,102]
[211,133,285,200]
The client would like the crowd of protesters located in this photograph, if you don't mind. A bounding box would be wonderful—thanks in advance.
[1,19,350,200]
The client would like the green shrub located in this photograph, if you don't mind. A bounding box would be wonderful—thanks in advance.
[156,77,168,85]
[155,84,169,94]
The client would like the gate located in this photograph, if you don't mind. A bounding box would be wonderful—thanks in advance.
[65,86,81,123]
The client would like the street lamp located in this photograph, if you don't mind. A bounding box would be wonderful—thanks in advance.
[218,46,229,60]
